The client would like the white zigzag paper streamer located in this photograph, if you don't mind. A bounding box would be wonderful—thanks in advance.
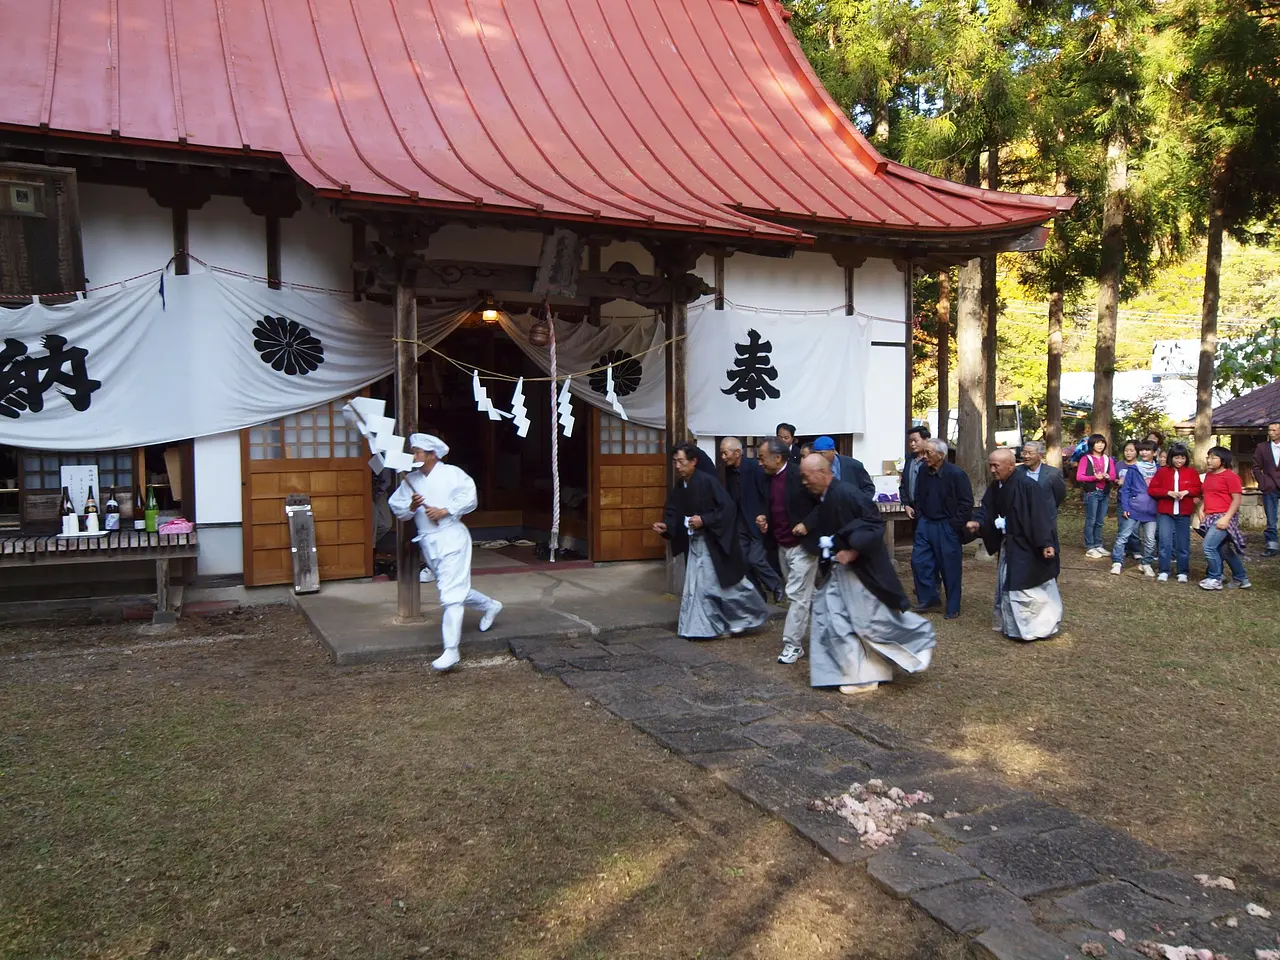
[556,378,575,438]
[510,376,530,437]
[605,365,629,421]
[472,369,502,421]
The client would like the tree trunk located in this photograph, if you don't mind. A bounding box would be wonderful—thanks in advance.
[957,257,986,493]
[1046,282,1064,467]
[937,269,951,445]
[1193,164,1228,467]
[875,102,890,145]
[982,146,999,451]
[1092,134,1127,447]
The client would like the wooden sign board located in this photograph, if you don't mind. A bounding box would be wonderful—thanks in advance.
[284,493,319,595]
[60,464,99,515]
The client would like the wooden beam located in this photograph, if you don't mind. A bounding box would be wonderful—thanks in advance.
[265,215,281,290]
[172,206,189,276]
[395,279,422,623]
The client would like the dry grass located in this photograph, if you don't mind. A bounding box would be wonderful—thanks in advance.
[0,608,966,960]
[723,506,1280,904]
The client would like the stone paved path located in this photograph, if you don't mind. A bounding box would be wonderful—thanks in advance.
[511,629,1280,960]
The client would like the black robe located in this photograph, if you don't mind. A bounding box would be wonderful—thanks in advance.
[816,479,910,612]
[965,470,1060,591]
[661,469,747,588]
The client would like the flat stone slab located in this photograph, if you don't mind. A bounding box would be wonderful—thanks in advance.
[959,833,1097,898]
[971,923,1077,960]
[1056,927,1150,960]
[778,801,871,865]
[742,723,806,748]
[651,727,758,755]
[906,769,1032,816]
[867,846,981,897]
[721,764,800,813]
[1054,881,1201,934]
[818,708,907,750]
[932,798,1086,843]
[1040,823,1172,876]
[1123,868,1245,921]
[710,703,778,724]
[1181,913,1280,957]
[910,878,1034,934]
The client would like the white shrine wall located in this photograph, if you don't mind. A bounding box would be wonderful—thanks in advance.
[75,183,352,578]
[689,250,908,478]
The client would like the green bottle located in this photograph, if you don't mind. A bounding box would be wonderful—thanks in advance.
[144,485,159,533]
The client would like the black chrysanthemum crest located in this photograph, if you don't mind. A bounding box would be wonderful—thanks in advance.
[252,315,325,376]
[587,349,642,397]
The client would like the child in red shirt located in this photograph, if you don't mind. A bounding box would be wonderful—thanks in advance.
[1198,446,1248,590]
[1147,442,1202,582]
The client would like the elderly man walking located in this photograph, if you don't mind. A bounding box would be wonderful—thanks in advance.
[910,438,973,619]
[758,437,820,664]
[800,454,936,696]
[720,436,783,600]
[388,434,503,672]
[1016,441,1067,513]
[966,448,1062,641]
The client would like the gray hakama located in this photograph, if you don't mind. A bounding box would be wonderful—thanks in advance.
[678,531,770,639]
[992,549,1062,641]
[810,562,936,687]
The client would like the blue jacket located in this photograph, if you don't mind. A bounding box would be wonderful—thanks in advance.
[1119,461,1158,522]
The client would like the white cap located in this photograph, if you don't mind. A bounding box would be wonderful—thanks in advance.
[408,433,449,458]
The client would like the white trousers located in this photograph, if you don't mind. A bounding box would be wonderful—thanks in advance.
[440,589,497,651]
[777,543,817,647]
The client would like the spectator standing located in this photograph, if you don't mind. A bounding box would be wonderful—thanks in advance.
[1199,446,1250,590]
[1111,441,1159,577]
[899,425,930,518]
[1116,440,1139,488]
[1251,420,1280,557]
[1016,441,1067,513]
[1148,442,1201,583]
[909,439,973,620]
[1076,434,1117,558]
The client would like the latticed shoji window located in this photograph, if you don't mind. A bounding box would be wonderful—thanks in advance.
[598,412,664,455]
[23,450,134,493]
[248,400,364,461]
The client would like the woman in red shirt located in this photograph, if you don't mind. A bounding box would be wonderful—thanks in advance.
[1198,446,1249,590]
[1147,442,1202,582]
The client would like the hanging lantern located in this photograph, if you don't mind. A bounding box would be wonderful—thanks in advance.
[527,316,551,347]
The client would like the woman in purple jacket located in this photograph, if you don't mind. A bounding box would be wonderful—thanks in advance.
[1111,441,1159,577]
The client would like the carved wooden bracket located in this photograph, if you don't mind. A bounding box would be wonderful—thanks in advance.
[645,240,708,278]
[146,177,213,211]
[242,181,303,219]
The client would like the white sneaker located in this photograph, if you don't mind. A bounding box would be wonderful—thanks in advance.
[1157,572,1169,582]
[419,566,436,583]
[839,682,879,696]
[1140,564,1155,578]
[1177,574,1188,583]
[432,647,461,671]
[479,600,502,632]
[1110,562,1122,575]
[1088,548,1106,559]
[1199,578,1223,591]
[777,642,804,665]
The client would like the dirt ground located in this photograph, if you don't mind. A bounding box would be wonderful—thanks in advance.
[720,508,1280,904]
[0,607,967,960]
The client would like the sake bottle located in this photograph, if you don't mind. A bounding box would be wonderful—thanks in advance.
[144,485,159,533]
[104,488,120,531]
[84,485,100,534]
[60,486,77,536]
[134,485,147,530]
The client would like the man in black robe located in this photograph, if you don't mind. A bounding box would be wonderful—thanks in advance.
[720,436,783,601]
[965,448,1063,641]
[654,442,769,640]
[801,455,936,695]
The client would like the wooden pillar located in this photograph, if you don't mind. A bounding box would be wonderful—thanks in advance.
[665,296,688,451]
[903,260,914,453]
[395,280,422,623]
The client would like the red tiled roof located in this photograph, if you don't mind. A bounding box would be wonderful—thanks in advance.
[0,0,1072,242]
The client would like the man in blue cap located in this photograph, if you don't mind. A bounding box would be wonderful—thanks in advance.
[812,436,877,502]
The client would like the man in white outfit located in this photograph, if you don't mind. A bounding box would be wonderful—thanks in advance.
[388,433,502,672]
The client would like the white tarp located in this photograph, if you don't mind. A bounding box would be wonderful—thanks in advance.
[498,311,667,428]
[0,269,472,451]
[686,303,874,437]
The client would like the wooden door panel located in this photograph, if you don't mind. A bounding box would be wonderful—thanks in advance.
[590,409,667,562]
[241,401,373,586]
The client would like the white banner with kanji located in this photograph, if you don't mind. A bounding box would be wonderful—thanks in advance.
[0,269,472,451]
[685,303,874,437]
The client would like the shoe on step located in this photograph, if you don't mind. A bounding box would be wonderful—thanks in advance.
[479,600,503,632]
[1157,572,1169,582]
[1110,562,1122,575]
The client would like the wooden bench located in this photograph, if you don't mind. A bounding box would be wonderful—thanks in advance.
[876,501,910,558]
[0,531,199,624]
